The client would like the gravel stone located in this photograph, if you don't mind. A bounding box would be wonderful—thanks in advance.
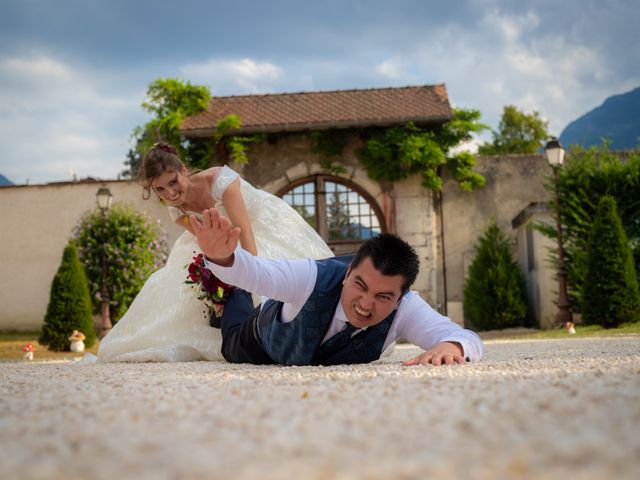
[1,336,639,479]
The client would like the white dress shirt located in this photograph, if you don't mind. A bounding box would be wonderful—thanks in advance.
[206,248,483,362]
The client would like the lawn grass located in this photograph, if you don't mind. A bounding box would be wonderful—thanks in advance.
[0,331,99,362]
[480,321,640,341]
[1,322,638,362]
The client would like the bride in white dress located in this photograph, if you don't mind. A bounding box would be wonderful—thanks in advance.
[98,143,334,362]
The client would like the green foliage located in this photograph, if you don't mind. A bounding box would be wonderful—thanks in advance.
[40,241,95,351]
[478,105,549,155]
[213,114,266,164]
[581,196,640,328]
[357,108,488,191]
[73,203,169,323]
[123,78,212,176]
[537,144,640,311]
[463,221,530,331]
[310,129,349,175]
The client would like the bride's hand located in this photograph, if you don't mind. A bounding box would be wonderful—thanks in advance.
[189,208,241,266]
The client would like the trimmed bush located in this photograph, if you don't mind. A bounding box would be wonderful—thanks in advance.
[74,203,169,323]
[582,196,640,328]
[538,145,640,312]
[463,220,529,331]
[40,241,96,351]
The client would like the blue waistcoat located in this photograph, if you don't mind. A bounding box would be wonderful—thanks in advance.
[256,255,395,366]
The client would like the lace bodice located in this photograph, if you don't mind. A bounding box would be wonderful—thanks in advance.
[167,166,239,222]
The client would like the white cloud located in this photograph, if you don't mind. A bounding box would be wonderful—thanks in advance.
[180,58,283,94]
[482,9,540,43]
[359,7,626,140]
[2,54,72,80]
[376,60,403,79]
[0,52,143,184]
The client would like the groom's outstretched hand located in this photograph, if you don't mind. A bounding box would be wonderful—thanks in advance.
[402,341,467,367]
[189,208,241,267]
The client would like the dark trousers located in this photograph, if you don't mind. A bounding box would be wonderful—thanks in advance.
[216,289,276,365]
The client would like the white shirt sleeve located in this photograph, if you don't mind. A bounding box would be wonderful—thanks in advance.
[204,248,317,322]
[391,291,484,362]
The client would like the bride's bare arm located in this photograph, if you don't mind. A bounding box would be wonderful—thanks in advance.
[221,179,258,256]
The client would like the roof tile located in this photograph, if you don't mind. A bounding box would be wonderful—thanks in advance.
[181,84,452,136]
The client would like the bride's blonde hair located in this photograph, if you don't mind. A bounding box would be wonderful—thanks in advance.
[136,142,192,200]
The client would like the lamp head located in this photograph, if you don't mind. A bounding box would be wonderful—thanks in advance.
[96,184,113,212]
[544,137,565,167]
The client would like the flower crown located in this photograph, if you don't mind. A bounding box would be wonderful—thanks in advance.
[152,142,177,155]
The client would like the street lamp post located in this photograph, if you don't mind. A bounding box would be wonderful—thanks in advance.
[544,138,573,327]
[96,184,113,339]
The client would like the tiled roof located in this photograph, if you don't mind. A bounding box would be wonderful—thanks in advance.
[180,84,452,136]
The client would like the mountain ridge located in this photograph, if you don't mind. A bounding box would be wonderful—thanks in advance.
[560,86,640,150]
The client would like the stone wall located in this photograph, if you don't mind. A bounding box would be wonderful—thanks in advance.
[0,181,184,330]
[440,154,553,325]
[512,204,558,329]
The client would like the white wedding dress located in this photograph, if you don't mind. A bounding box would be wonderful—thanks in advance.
[97,166,334,362]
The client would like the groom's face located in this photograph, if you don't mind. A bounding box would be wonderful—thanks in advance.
[341,257,404,329]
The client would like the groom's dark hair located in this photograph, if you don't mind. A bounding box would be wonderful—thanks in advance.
[351,233,420,294]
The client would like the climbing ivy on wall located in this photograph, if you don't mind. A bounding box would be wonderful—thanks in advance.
[357,108,487,191]
[310,130,349,175]
[214,114,266,165]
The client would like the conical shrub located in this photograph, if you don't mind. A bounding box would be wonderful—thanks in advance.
[463,220,529,331]
[582,196,640,328]
[39,241,96,351]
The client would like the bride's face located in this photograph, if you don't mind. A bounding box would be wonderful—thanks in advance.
[151,167,190,206]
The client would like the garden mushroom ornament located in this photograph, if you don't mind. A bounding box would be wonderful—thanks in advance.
[68,330,86,352]
[22,342,35,361]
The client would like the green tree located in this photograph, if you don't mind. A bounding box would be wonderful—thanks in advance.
[40,241,96,351]
[358,108,488,192]
[123,78,212,176]
[74,203,169,323]
[463,220,530,331]
[537,143,640,311]
[582,196,640,328]
[478,105,549,155]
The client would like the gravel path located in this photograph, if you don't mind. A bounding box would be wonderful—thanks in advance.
[1,336,639,480]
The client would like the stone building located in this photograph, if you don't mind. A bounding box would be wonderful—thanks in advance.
[180,84,455,312]
[180,85,557,325]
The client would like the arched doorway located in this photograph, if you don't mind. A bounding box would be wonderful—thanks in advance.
[278,175,386,255]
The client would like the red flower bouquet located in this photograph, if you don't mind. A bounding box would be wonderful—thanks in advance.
[185,253,234,319]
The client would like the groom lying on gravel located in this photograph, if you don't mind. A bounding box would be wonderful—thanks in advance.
[191,208,483,367]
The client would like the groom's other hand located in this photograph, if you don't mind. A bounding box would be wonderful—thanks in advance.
[190,208,240,266]
[402,341,467,367]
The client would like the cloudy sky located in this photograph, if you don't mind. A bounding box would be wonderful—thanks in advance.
[1,0,638,185]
